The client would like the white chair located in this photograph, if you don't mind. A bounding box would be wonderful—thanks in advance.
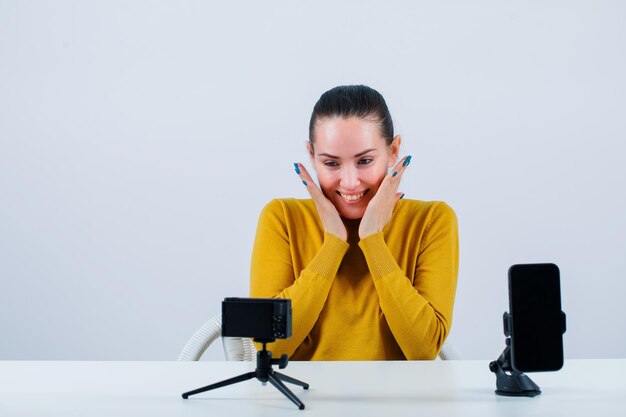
[178,313,257,361]
[438,339,461,360]
[178,313,460,361]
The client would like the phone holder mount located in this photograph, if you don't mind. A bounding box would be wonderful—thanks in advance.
[181,338,309,410]
[489,312,541,397]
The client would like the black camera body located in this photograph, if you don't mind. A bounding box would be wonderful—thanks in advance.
[222,297,292,340]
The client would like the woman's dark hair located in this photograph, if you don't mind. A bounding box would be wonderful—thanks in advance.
[308,85,394,146]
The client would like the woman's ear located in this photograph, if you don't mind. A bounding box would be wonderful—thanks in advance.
[306,141,316,168]
[388,135,402,167]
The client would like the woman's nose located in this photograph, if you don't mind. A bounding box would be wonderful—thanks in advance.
[339,166,361,190]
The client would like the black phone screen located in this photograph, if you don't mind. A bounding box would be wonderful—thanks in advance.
[509,263,564,372]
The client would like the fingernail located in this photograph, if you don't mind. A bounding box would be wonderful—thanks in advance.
[392,171,398,177]
[302,180,307,186]
[400,193,405,199]
[294,163,301,174]
[403,156,412,167]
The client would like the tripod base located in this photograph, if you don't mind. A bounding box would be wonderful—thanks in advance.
[182,343,309,410]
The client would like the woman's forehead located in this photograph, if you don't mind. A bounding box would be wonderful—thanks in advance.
[314,117,385,156]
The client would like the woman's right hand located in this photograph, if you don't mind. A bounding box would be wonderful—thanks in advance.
[294,162,348,242]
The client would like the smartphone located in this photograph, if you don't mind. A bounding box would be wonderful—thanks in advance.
[508,263,565,373]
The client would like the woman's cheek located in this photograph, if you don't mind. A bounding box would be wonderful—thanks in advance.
[364,166,386,186]
[317,170,337,187]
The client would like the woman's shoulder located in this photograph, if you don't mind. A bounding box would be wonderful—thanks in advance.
[260,198,317,220]
[395,199,457,223]
[397,198,454,211]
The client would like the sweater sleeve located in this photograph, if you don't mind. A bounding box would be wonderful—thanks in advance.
[249,200,349,357]
[358,202,459,360]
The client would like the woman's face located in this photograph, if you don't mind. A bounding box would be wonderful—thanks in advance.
[308,116,400,220]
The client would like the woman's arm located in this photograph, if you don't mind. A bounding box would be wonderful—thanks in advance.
[250,199,349,357]
[358,202,459,359]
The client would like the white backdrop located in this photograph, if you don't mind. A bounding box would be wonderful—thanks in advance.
[1,0,625,361]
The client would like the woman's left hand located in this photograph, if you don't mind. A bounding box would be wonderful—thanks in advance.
[358,155,411,239]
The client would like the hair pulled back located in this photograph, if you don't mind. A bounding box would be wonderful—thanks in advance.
[308,85,394,146]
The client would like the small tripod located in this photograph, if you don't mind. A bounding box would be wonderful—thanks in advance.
[181,339,309,410]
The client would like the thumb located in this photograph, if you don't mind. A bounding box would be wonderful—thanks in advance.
[396,192,405,201]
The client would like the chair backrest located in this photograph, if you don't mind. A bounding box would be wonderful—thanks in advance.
[178,314,256,361]
[437,340,461,360]
[178,313,460,361]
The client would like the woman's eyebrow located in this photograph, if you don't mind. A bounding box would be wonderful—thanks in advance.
[318,149,377,159]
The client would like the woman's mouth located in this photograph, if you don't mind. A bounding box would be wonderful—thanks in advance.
[337,190,369,203]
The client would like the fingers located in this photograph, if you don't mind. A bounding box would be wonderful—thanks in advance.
[293,162,325,200]
[293,162,308,186]
[388,155,411,182]
[378,155,411,198]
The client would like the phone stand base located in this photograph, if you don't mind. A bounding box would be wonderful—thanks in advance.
[489,339,541,397]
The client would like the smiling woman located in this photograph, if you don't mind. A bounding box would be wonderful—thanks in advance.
[308,116,395,221]
[249,85,459,360]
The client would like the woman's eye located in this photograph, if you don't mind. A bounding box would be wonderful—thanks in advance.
[324,161,339,167]
[358,158,373,165]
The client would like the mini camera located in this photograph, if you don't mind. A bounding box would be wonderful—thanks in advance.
[222,297,292,340]
[183,297,305,409]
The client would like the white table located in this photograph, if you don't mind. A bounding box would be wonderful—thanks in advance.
[1,359,624,416]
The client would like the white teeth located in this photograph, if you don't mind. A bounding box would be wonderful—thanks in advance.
[340,192,364,201]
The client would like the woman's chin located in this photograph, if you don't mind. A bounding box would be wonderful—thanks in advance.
[338,206,365,220]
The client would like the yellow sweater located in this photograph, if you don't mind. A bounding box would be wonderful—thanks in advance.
[249,198,458,360]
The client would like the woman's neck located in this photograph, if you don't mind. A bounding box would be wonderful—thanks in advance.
[342,217,361,242]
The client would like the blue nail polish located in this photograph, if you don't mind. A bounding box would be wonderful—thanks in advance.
[392,171,398,177]
[403,156,412,167]
[302,180,307,186]
[400,193,405,199]
[294,163,301,174]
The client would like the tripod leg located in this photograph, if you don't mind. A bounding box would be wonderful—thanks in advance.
[267,373,305,410]
[182,372,256,399]
[274,371,309,389]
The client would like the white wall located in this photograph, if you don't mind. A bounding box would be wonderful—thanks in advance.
[1,0,624,360]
